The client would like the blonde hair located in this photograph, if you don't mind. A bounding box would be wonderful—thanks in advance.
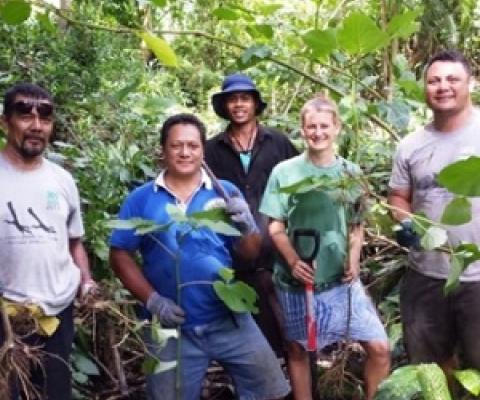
[300,93,340,126]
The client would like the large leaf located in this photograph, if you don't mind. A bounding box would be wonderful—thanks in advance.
[212,7,240,20]
[256,3,282,16]
[302,29,337,59]
[416,363,452,400]
[437,156,480,196]
[386,9,422,39]
[374,365,421,400]
[213,281,258,313]
[194,218,241,236]
[440,196,472,225]
[453,243,480,268]
[444,253,464,294]
[138,32,178,67]
[454,369,480,396]
[420,226,447,250]
[0,0,31,25]
[240,45,272,67]
[190,207,229,223]
[246,24,274,40]
[337,12,389,55]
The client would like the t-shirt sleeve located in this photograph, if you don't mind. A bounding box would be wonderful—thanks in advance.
[66,175,85,239]
[259,167,288,221]
[389,144,412,190]
[109,194,142,251]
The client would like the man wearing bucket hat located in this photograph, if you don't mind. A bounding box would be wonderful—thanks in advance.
[205,73,298,357]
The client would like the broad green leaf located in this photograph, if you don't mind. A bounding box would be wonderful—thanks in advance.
[194,218,241,236]
[73,354,100,376]
[190,207,229,223]
[454,369,480,395]
[0,0,31,25]
[453,243,480,268]
[377,100,410,131]
[437,156,480,196]
[150,0,167,6]
[411,211,431,236]
[138,32,178,67]
[374,365,421,400]
[142,357,176,374]
[240,45,272,66]
[417,363,452,400]
[166,203,187,222]
[420,226,447,250]
[397,79,424,102]
[440,196,472,225]
[217,267,234,282]
[246,24,274,40]
[72,371,88,384]
[105,218,170,235]
[444,253,464,294]
[257,3,282,16]
[212,7,240,20]
[337,12,389,55]
[302,29,337,58]
[213,281,258,313]
[386,9,422,39]
[388,322,402,349]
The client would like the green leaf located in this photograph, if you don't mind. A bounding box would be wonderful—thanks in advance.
[302,29,337,58]
[72,371,89,384]
[73,354,100,376]
[454,369,480,395]
[440,196,472,225]
[337,12,389,55]
[240,45,272,66]
[150,0,167,6]
[386,9,422,39]
[388,322,403,349]
[453,243,480,268]
[217,267,234,282]
[105,218,170,235]
[166,203,187,222]
[212,7,240,20]
[377,100,410,131]
[444,253,464,294]
[257,3,282,16]
[213,281,258,313]
[374,365,421,400]
[411,212,431,236]
[142,357,176,374]
[0,0,31,25]
[194,218,241,236]
[416,363,452,400]
[138,31,178,67]
[420,226,447,250]
[190,207,229,223]
[397,79,424,102]
[437,156,480,196]
[246,24,274,40]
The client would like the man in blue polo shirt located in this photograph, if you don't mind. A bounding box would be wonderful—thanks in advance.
[109,113,289,400]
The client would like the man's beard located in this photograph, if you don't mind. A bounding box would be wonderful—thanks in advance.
[17,138,47,158]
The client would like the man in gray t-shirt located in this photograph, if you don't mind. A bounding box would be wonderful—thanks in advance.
[0,83,95,400]
[388,50,480,374]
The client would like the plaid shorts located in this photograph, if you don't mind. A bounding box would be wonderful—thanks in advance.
[276,280,387,349]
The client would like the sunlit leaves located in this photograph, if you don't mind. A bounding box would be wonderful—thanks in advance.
[246,24,274,40]
[212,7,240,20]
[105,218,171,235]
[420,226,447,250]
[417,364,452,400]
[454,369,480,396]
[0,0,31,25]
[149,0,167,7]
[138,31,178,67]
[445,253,464,294]
[437,156,480,196]
[375,365,421,400]
[337,12,389,55]
[440,196,471,225]
[213,268,258,313]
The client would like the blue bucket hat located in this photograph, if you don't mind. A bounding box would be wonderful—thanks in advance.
[211,73,267,120]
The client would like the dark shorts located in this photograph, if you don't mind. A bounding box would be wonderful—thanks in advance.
[0,303,74,400]
[401,269,480,368]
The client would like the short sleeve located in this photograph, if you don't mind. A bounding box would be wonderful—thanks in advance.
[66,176,85,239]
[259,167,289,221]
[109,194,143,251]
[389,145,412,190]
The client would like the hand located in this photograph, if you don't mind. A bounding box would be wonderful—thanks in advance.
[80,278,98,298]
[396,219,420,249]
[290,258,315,285]
[146,292,185,327]
[343,261,360,283]
[225,196,259,235]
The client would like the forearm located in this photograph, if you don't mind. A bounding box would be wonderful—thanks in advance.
[347,224,364,267]
[269,220,299,269]
[235,232,261,260]
[69,238,92,283]
[387,189,412,222]
[109,248,155,304]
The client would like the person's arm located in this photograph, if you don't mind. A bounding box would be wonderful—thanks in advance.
[69,238,96,295]
[268,219,314,285]
[109,247,155,304]
[343,224,364,282]
[234,232,261,260]
[387,188,412,222]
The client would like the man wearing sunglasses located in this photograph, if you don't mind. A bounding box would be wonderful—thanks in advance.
[0,83,95,400]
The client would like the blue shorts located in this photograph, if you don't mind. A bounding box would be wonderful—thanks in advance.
[145,313,290,400]
[276,280,387,350]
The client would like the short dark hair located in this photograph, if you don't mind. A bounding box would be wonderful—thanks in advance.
[3,82,53,118]
[425,49,472,76]
[160,113,207,147]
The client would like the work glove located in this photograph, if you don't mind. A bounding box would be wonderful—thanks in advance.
[395,219,420,249]
[225,196,259,235]
[146,292,185,327]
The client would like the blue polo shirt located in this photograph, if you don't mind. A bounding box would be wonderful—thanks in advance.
[110,170,241,328]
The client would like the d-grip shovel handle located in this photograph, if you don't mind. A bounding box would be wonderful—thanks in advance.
[293,228,320,263]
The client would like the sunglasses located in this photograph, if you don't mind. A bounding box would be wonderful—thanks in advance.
[12,100,54,118]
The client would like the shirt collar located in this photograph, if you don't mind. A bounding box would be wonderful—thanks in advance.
[219,123,271,144]
[154,168,212,192]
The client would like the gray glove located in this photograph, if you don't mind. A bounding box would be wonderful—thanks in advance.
[146,292,185,327]
[225,196,259,235]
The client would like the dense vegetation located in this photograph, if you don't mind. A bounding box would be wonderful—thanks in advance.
[1,0,480,398]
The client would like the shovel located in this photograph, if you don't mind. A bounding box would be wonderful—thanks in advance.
[293,228,320,352]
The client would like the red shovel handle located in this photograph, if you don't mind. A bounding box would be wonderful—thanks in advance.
[305,282,316,351]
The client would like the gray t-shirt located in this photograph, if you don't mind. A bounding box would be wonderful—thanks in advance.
[389,109,480,281]
[0,154,84,314]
